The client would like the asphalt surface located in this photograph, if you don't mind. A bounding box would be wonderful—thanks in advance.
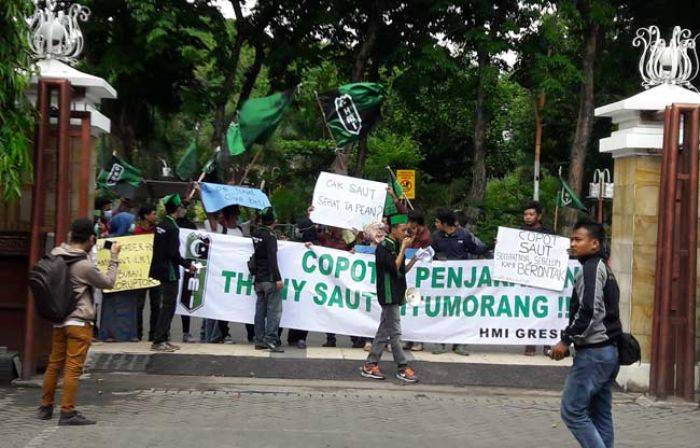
[2,373,698,448]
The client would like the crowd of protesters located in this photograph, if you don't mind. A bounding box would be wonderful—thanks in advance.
[39,184,621,448]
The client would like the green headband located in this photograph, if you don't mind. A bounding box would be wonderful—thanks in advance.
[390,214,408,225]
[163,194,182,207]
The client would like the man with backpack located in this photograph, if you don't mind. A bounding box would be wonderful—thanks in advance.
[550,220,622,448]
[37,218,121,425]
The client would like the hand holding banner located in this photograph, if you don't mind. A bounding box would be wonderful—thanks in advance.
[310,172,387,230]
[493,227,570,291]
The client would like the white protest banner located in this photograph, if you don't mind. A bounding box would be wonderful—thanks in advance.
[493,227,570,292]
[309,171,387,230]
[177,230,578,345]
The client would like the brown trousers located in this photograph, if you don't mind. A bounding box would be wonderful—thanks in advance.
[41,325,93,413]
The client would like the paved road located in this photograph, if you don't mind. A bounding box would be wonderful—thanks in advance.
[1,374,698,448]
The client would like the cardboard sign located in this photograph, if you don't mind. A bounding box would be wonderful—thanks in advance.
[310,172,387,230]
[492,227,570,291]
[96,234,160,292]
[396,169,416,199]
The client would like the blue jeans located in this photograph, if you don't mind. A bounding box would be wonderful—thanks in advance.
[254,282,282,345]
[561,344,620,448]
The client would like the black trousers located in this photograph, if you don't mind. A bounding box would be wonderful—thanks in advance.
[152,281,179,344]
[287,329,308,344]
[136,288,159,341]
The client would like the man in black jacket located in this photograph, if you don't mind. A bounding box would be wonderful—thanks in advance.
[149,194,194,352]
[251,208,284,352]
[551,220,621,448]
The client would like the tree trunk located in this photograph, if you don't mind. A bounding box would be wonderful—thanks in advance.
[565,10,600,227]
[351,4,381,177]
[469,50,489,203]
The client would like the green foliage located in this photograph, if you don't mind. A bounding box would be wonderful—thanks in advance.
[270,182,313,224]
[0,0,34,200]
[364,130,423,181]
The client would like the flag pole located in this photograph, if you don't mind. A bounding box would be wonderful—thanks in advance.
[554,189,561,233]
[239,146,264,186]
[314,90,339,148]
[386,166,414,211]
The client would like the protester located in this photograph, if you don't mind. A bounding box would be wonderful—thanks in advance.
[220,205,246,342]
[286,217,318,348]
[99,197,139,342]
[361,214,418,383]
[520,200,555,356]
[201,209,231,344]
[175,200,198,343]
[252,208,284,352]
[403,209,431,352]
[149,194,194,352]
[431,207,489,356]
[38,218,121,425]
[134,204,158,341]
[204,212,225,233]
[551,220,621,448]
[94,197,112,238]
[108,197,136,237]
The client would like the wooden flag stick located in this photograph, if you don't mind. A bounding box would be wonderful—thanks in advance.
[386,165,414,211]
[239,146,264,186]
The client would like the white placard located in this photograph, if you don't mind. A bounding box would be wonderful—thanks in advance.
[493,226,570,292]
[309,172,387,230]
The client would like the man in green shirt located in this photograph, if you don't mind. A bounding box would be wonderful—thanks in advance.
[361,214,419,383]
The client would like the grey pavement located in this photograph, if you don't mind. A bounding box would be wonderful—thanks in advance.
[1,373,698,448]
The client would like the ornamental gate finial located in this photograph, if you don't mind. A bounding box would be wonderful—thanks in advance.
[26,0,91,65]
[633,26,699,91]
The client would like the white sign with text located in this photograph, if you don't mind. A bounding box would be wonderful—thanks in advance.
[310,172,387,230]
[493,227,570,291]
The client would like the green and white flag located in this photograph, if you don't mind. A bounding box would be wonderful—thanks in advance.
[319,83,386,147]
[175,140,198,181]
[96,155,143,199]
[557,175,587,211]
[223,91,292,157]
[384,174,404,216]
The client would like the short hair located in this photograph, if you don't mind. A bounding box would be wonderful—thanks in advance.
[434,208,456,227]
[94,197,111,210]
[139,204,156,220]
[407,209,425,226]
[222,204,240,220]
[574,219,605,243]
[70,218,95,243]
[524,200,543,215]
[260,208,275,226]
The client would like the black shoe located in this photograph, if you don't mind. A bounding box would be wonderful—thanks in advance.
[254,344,268,350]
[151,342,176,352]
[37,405,53,420]
[295,340,307,349]
[266,341,284,353]
[322,341,337,348]
[58,411,96,426]
[165,342,180,351]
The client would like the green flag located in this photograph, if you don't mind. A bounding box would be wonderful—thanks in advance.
[175,140,198,181]
[557,175,587,211]
[223,91,292,156]
[384,175,404,216]
[96,155,143,199]
[319,83,386,147]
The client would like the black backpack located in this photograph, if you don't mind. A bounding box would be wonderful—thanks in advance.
[28,254,87,324]
[617,333,641,366]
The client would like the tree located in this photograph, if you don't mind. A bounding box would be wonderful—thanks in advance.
[0,0,34,200]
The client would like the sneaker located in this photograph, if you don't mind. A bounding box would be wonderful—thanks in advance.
[58,411,96,426]
[266,341,284,353]
[151,342,176,352]
[322,341,336,348]
[363,341,372,352]
[182,333,195,343]
[396,367,418,383]
[411,343,424,352]
[295,340,307,349]
[431,344,448,355]
[452,344,470,356]
[360,363,385,380]
[165,342,180,351]
[37,405,53,420]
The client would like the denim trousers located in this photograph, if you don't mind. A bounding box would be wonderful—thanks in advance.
[561,344,620,448]
[253,281,282,345]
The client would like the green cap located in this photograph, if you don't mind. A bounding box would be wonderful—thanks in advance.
[389,214,408,225]
[163,194,182,207]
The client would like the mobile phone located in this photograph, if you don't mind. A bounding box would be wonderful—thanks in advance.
[103,240,113,250]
